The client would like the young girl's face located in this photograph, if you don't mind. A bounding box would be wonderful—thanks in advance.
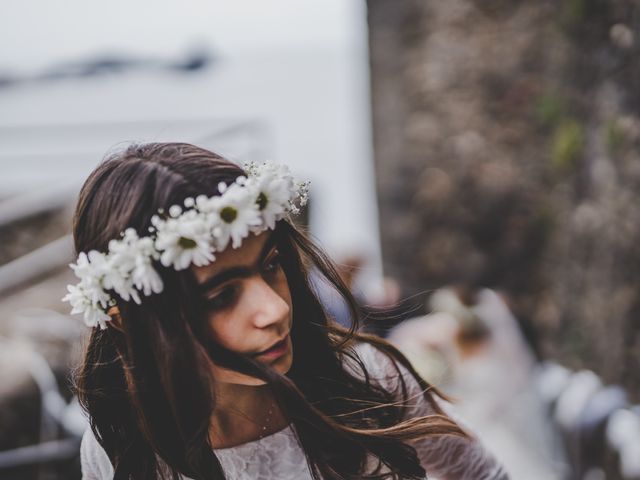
[192,231,294,386]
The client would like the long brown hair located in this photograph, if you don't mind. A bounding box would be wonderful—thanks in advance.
[73,143,463,480]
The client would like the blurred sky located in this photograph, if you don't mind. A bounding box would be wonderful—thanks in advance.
[0,0,384,286]
[0,0,364,70]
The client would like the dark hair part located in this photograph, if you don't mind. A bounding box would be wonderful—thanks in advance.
[73,143,463,480]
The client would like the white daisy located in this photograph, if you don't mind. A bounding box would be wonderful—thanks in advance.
[62,283,112,329]
[105,230,144,304]
[69,251,103,282]
[68,251,112,308]
[130,236,163,296]
[213,182,262,249]
[155,210,215,270]
[85,304,112,330]
[62,283,93,319]
[131,260,163,296]
[251,166,294,230]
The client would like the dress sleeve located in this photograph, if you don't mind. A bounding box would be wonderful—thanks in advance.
[354,343,509,480]
[80,428,115,480]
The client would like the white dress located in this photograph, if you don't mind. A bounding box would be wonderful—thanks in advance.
[80,343,508,479]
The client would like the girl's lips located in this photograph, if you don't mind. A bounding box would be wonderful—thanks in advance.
[253,335,290,360]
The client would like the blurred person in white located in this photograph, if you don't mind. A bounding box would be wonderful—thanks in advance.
[388,288,565,479]
[67,143,507,479]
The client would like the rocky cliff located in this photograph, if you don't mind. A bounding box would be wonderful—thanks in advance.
[368,0,640,396]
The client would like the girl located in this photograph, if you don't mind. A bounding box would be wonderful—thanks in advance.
[67,142,507,479]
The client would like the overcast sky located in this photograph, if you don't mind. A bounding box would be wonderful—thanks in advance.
[1,0,366,71]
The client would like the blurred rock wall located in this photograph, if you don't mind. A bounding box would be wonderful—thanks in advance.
[367,0,640,397]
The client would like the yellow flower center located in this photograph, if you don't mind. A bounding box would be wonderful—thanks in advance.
[256,192,268,210]
[220,206,238,223]
[178,237,197,249]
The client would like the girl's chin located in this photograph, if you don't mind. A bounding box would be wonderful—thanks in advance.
[212,352,293,386]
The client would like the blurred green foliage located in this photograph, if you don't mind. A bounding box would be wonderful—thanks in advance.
[552,119,584,172]
[561,0,586,26]
[604,119,624,153]
[535,91,565,128]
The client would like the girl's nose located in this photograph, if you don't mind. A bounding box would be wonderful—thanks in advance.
[247,277,290,329]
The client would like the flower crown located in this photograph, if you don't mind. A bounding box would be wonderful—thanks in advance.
[63,162,309,329]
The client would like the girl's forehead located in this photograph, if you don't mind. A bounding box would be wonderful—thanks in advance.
[191,232,273,283]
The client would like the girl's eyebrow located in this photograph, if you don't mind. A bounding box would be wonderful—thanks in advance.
[197,234,279,293]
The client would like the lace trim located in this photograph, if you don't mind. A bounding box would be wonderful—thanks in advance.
[214,425,315,479]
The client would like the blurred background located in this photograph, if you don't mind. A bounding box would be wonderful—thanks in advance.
[0,0,639,479]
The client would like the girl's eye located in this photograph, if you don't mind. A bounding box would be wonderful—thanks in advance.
[263,252,282,274]
[205,285,237,311]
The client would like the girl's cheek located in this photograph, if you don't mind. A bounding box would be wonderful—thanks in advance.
[209,312,246,349]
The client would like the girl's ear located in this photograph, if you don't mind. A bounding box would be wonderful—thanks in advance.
[107,306,125,333]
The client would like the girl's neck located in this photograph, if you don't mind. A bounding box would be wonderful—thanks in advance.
[209,383,288,449]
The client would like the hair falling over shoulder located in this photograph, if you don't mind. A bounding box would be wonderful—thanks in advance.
[73,143,465,480]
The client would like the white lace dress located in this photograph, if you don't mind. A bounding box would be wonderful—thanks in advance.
[80,343,508,479]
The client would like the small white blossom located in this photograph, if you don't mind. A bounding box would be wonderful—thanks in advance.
[296,181,310,207]
[169,205,182,218]
[243,161,259,177]
[195,194,217,213]
[151,215,163,227]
